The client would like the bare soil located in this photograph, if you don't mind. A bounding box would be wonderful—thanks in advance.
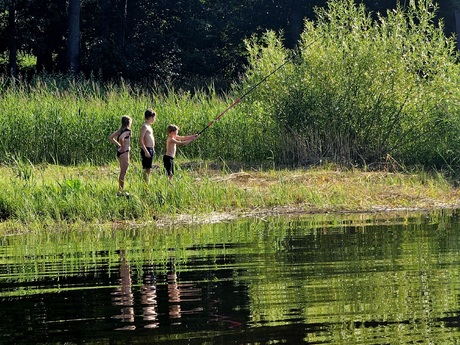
[152,168,460,227]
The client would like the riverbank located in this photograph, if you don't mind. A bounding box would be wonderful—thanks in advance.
[0,162,459,234]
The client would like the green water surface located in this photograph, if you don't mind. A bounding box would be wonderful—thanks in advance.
[1,210,460,344]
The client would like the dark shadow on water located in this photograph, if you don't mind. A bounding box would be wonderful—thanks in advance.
[3,210,460,344]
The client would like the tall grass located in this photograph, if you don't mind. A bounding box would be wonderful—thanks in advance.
[0,160,457,229]
[1,0,460,170]
[0,74,279,166]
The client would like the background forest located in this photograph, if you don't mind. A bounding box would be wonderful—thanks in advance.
[0,0,459,88]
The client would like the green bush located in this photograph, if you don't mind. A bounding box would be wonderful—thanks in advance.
[243,0,460,168]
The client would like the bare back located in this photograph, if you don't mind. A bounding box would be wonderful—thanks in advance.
[118,129,131,153]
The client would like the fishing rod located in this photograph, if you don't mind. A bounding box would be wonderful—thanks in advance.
[196,40,317,136]
[197,56,292,136]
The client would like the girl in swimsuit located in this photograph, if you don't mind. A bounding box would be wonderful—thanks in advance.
[109,116,132,195]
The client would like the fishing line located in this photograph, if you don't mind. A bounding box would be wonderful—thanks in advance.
[196,39,318,136]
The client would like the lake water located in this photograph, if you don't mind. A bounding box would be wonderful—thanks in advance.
[2,210,460,344]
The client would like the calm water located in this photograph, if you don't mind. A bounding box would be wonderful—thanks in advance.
[2,210,460,344]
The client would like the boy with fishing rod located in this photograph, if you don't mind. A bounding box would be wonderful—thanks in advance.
[163,125,199,182]
[162,43,315,182]
[171,51,295,179]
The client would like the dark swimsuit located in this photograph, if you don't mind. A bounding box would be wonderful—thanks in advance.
[163,155,174,176]
[141,147,155,169]
[117,128,131,157]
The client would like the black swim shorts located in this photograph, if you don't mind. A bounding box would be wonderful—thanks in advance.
[163,155,174,176]
[141,147,155,169]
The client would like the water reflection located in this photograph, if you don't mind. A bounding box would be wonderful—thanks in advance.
[2,210,460,344]
[141,263,159,329]
[110,252,203,331]
[167,259,182,322]
[167,258,204,319]
[111,250,136,330]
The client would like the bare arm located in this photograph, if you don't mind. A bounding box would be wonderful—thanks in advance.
[171,135,198,146]
[109,130,121,148]
[176,134,198,140]
[166,135,198,157]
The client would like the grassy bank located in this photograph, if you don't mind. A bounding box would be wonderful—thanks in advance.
[1,160,459,235]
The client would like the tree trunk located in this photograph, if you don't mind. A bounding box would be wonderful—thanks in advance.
[67,0,81,76]
[117,0,128,50]
[8,0,17,78]
[456,10,460,51]
[99,0,111,38]
[286,0,303,48]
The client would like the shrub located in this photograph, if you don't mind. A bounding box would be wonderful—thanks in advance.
[242,0,460,168]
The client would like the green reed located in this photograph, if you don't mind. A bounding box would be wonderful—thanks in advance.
[0,159,457,232]
[0,75,277,166]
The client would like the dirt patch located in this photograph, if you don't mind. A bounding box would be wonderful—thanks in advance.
[151,203,460,229]
[147,167,460,227]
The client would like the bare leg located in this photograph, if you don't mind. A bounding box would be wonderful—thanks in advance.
[118,154,129,191]
[143,168,151,183]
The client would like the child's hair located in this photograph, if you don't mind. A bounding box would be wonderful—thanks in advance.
[120,115,132,129]
[167,124,179,134]
[145,109,156,119]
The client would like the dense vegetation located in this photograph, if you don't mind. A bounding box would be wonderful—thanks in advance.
[1,0,459,169]
[1,0,460,227]
[242,0,460,167]
[0,0,458,87]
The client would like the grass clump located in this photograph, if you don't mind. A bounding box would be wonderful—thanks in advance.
[0,161,458,234]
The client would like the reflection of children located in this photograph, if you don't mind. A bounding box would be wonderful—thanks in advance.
[139,109,157,183]
[163,125,198,181]
[141,267,159,329]
[108,116,132,195]
[111,249,135,331]
[119,251,134,324]
[167,258,182,321]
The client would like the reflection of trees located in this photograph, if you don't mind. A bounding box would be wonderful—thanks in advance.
[8,212,460,342]
[234,218,460,344]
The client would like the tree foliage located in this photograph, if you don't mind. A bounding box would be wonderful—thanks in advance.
[242,0,460,167]
[0,0,457,88]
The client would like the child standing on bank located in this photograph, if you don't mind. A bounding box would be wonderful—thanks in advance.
[139,109,157,183]
[163,124,198,181]
[109,115,132,195]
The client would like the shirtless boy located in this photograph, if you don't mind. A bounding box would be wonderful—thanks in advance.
[139,109,157,182]
[163,124,198,181]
